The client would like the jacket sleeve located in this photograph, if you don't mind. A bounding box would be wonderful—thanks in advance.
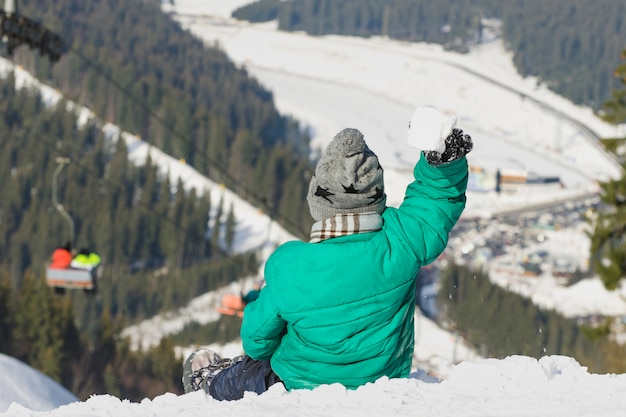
[240,258,286,360]
[389,152,468,265]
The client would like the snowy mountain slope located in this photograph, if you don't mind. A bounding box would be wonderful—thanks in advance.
[124,0,626,364]
[121,277,258,351]
[0,354,77,413]
[0,58,297,263]
[164,0,626,291]
[166,0,624,218]
[0,18,481,379]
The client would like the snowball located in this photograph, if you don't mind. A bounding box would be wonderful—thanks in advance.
[407,107,457,153]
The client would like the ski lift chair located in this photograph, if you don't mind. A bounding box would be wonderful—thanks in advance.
[45,157,101,295]
[46,265,99,294]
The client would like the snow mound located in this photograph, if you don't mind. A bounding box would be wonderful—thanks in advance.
[0,353,78,413]
[2,355,625,417]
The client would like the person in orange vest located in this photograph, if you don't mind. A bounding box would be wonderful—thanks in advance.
[217,279,264,317]
[50,242,72,269]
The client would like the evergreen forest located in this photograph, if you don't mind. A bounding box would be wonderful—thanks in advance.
[233,0,626,115]
[436,264,626,374]
[0,0,314,401]
[0,70,264,398]
[18,0,315,238]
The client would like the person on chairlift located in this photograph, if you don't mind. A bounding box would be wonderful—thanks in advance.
[70,248,101,271]
[50,242,73,269]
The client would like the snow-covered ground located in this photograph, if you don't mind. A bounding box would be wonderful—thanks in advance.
[3,352,626,417]
[2,0,626,414]
[166,0,624,215]
[0,354,77,413]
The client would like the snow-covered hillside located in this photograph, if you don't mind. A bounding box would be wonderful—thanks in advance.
[0,354,77,413]
[126,0,625,381]
[145,0,626,332]
[117,0,626,356]
[0,59,297,263]
[166,0,624,216]
[2,353,626,417]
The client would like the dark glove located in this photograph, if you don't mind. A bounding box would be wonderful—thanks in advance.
[424,128,473,166]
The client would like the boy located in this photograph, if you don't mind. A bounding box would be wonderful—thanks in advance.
[183,107,472,400]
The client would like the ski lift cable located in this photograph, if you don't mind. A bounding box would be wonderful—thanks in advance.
[68,46,309,238]
[1,2,278,293]
[10,100,79,251]
[5,73,275,285]
[0,1,307,236]
[15,117,263,294]
[23,125,236,260]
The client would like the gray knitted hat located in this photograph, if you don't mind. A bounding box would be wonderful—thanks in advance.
[307,128,386,222]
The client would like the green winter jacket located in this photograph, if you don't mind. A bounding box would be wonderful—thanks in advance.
[241,153,468,390]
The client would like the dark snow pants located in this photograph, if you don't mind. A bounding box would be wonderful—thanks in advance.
[207,356,283,401]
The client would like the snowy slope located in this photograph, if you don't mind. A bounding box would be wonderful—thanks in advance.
[0,59,298,264]
[0,354,77,412]
[125,0,625,380]
[150,0,626,324]
[2,354,626,417]
[166,0,624,218]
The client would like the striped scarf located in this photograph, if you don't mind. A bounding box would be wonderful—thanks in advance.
[309,213,383,243]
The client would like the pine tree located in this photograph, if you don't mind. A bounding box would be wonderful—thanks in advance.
[588,179,626,290]
[589,48,626,290]
[12,273,69,382]
[225,202,236,251]
[148,337,182,390]
[0,274,12,353]
[601,48,626,125]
